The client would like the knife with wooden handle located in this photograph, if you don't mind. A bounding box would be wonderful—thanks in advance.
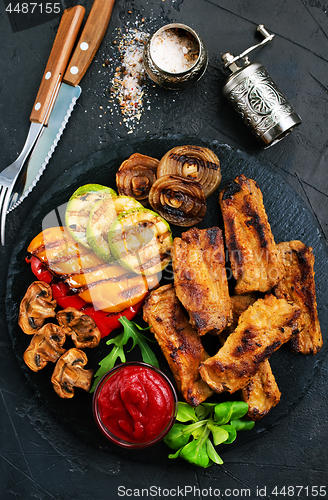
[63,0,115,87]
[30,5,86,126]
[9,0,116,210]
[3,5,85,216]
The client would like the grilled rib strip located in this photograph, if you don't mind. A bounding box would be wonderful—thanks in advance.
[219,175,283,294]
[221,294,281,420]
[199,294,301,394]
[241,360,281,420]
[143,284,213,406]
[172,227,232,336]
[273,240,323,355]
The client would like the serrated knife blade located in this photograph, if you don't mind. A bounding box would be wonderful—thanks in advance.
[9,85,81,210]
[9,0,116,211]
[1,3,85,225]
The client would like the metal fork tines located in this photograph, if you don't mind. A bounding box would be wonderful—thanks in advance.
[0,122,43,245]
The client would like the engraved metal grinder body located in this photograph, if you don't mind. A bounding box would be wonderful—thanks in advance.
[222,24,302,147]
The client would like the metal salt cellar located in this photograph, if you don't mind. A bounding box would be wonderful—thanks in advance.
[144,23,208,90]
[222,24,302,147]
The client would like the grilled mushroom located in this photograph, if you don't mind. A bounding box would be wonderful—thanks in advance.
[56,307,101,349]
[149,174,207,226]
[19,281,57,335]
[116,153,159,204]
[156,145,221,198]
[23,323,66,372]
[51,348,93,399]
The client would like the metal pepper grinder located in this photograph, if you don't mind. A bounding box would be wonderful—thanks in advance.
[222,24,302,147]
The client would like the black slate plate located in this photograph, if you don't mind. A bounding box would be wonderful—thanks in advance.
[6,135,328,465]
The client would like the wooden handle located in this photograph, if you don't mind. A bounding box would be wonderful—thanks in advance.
[63,0,116,87]
[30,5,85,124]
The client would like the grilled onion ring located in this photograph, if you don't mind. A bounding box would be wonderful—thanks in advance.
[156,145,221,198]
[116,153,159,203]
[149,174,206,226]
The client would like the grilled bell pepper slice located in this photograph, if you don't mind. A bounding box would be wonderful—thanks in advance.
[27,255,53,284]
[27,226,158,312]
[27,257,144,338]
[82,299,144,338]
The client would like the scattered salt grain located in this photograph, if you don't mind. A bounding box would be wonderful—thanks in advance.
[109,27,150,130]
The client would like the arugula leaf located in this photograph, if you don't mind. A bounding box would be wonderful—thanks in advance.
[90,316,159,392]
[90,335,126,392]
[164,400,255,468]
[119,316,159,368]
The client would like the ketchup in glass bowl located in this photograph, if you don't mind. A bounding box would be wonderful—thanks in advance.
[92,362,178,449]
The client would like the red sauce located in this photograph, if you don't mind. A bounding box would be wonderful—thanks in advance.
[96,364,176,445]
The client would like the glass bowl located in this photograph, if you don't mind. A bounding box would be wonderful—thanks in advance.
[92,362,178,449]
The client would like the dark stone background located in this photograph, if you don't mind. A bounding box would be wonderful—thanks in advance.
[0,0,327,498]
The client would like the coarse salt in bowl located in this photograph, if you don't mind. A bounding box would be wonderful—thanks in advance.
[150,26,200,74]
[144,23,208,89]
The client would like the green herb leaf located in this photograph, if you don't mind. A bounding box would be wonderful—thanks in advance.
[164,400,255,468]
[207,422,230,446]
[168,449,181,460]
[179,436,210,468]
[230,418,255,431]
[176,402,198,423]
[165,421,206,450]
[190,421,208,439]
[219,424,237,444]
[206,439,224,465]
[163,424,191,450]
[90,333,126,392]
[119,317,160,368]
[214,401,249,425]
[89,316,159,392]
[195,402,216,421]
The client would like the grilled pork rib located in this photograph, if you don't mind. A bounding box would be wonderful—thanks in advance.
[143,284,213,406]
[172,227,232,335]
[199,294,301,394]
[220,294,281,420]
[241,360,281,420]
[273,240,322,355]
[219,175,283,294]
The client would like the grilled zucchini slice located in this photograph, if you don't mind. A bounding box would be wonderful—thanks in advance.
[108,207,173,275]
[65,184,117,248]
[86,196,143,261]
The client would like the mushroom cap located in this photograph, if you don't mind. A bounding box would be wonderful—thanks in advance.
[23,323,66,372]
[19,281,57,335]
[56,307,101,349]
[51,348,93,399]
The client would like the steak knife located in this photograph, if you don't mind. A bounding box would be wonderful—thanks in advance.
[2,4,85,214]
[9,0,116,210]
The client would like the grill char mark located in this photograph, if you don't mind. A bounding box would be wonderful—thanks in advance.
[170,153,220,171]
